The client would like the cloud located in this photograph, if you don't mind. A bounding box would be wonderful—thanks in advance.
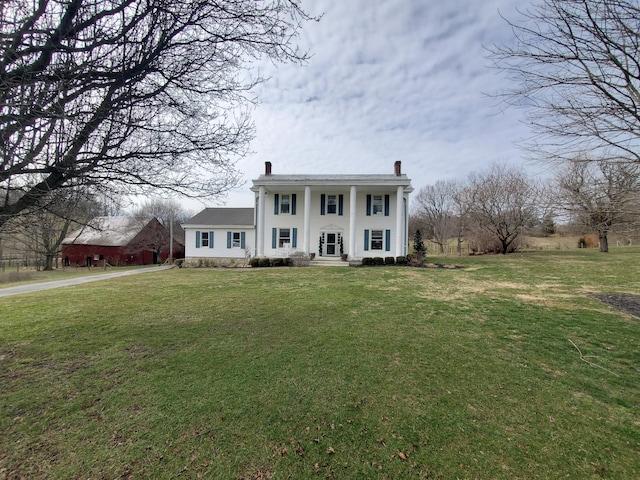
[190,0,532,209]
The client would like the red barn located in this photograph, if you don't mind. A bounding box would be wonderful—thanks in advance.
[61,216,184,266]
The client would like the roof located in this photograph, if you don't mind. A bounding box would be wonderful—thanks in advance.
[181,208,255,228]
[251,174,413,192]
[62,216,156,247]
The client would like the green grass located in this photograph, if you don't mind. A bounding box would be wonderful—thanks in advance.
[1,248,639,479]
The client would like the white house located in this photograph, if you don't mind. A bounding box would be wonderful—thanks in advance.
[252,161,412,260]
[182,161,413,261]
[182,208,255,260]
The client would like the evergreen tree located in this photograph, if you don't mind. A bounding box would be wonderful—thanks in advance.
[413,229,427,259]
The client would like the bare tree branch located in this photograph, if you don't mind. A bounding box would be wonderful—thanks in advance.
[0,0,314,228]
[489,0,640,164]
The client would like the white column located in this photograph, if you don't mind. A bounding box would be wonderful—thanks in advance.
[396,185,404,257]
[349,185,357,259]
[303,185,311,254]
[257,186,266,257]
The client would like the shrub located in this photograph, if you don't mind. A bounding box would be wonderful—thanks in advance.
[174,259,184,268]
[289,251,310,267]
[373,257,384,266]
[384,256,395,265]
[270,258,285,267]
[258,258,271,268]
[396,256,407,265]
[362,257,374,266]
[407,253,424,266]
[250,258,261,268]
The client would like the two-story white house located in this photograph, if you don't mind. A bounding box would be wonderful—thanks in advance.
[252,161,412,260]
[182,161,413,262]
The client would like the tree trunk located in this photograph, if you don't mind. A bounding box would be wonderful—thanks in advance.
[598,230,609,253]
[44,255,55,271]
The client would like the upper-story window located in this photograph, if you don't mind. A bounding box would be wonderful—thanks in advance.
[274,193,296,215]
[281,194,290,214]
[373,195,383,215]
[327,195,337,214]
[320,194,343,216]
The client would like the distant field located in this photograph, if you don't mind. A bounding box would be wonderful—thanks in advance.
[428,234,638,255]
[1,248,639,479]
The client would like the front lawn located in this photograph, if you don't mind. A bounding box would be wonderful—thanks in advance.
[1,248,639,479]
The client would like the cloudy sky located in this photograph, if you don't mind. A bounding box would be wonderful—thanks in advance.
[200,0,534,210]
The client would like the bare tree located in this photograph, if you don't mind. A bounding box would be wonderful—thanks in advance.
[5,187,97,269]
[0,0,313,229]
[413,180,459,254]
[135,198,189,227]
[555,159,640,252]
[460,163,541,254]
[489,0,640,165]
[134,197,189,259]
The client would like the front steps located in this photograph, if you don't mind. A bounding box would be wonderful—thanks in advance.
[309,256,349,267]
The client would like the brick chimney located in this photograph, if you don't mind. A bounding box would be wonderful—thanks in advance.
[265,161,272,175]
[394,161,401,176]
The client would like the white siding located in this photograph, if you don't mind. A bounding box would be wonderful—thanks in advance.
[184,227,255,259]
[259,187,408,258]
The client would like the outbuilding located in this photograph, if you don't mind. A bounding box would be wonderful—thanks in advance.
[62,216,183,266]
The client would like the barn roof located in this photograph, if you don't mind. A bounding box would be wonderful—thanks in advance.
[62,216,156,247]
[181,208,255,228]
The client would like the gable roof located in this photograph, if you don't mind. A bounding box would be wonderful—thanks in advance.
[182,208,255,228]
[62,216,157,247]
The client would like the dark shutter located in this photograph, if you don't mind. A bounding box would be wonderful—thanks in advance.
[241,232,246,249]
[384,195,390,216]
[196,231,201,248]
[274,194,279,215]
[385,229,391,251]
[291,194,297,215]
[366,195,372,216]
[320,194,326,215]
[210,231,214,249]
[364,229,370,251]
[338,194,344,216]
[227,231,232,249]
[272,228,277,249]
[292,228,298,248]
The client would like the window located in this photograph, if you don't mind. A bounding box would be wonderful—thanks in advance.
[279,228,290,247]
[327,195,337,214]
[281,194,290,214]
[233,232,241,247]
[373,195,383,215]
[371,230,383,250]
[201,231,210,247]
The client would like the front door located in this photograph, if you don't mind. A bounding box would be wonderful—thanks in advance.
[325,232,338,256]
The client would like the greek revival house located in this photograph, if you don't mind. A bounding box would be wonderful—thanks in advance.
[182,161,413,261]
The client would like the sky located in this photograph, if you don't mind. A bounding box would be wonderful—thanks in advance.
[186,0,534,212]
